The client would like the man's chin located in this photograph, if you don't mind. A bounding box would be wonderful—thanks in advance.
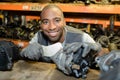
[49,37,59,43]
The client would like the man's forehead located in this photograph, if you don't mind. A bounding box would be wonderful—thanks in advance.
[42,7,61,14]
[41,5,62,15]
[42,5,62,11]
[41,8,62,19]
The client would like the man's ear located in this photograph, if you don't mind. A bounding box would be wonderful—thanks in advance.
[63,19,66,26]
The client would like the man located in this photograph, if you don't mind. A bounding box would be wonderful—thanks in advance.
[20,4,101,78]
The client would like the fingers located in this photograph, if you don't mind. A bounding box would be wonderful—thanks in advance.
[82,49,90,58]
[72,43,82,52]
[63,42,101,58]
[63,43,75,53]
[20,47,27,57]
[82,44,91,57]
[81,43,102,57]
[64,42,82,54]
[20,42,43,60]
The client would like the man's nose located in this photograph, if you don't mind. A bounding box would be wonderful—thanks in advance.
[49,22,56,30]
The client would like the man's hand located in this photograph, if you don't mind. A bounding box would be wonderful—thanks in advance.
[51,42,101,78]
[81,42,102,57]
[20,42,43,60]
[63,42,102,57]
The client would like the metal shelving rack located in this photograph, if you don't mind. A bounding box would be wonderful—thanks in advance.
[0,3,120,27]
[0,2,120,47]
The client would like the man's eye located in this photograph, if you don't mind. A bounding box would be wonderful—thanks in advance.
[55,19,61,22]
[42,20,49,24]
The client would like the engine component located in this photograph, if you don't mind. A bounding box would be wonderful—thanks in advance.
[0,40,20,71]
[71,49,97,78]
[95,50,120,72]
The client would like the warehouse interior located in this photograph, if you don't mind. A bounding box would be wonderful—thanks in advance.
[0,0,120,80]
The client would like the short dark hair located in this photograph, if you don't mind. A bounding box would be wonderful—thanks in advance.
[40,4,64,18]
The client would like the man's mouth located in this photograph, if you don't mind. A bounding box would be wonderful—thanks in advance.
[48,31,58,37]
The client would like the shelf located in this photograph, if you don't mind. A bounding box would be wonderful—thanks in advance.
[0,3,119,49]
[0,38,29,48]
[0,3,120,27]
[0,3,120,14]
[65,18,120,28]
[25,16,120,27]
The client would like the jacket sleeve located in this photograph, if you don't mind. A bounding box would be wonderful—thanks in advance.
[82,33,96,43]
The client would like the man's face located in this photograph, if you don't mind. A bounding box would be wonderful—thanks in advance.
[40,7,66,43]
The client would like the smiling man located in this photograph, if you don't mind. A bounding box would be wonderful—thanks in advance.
[20,4,102,78]
[20,4,101,63]
[39,5,65,44]
[30,5,96,45]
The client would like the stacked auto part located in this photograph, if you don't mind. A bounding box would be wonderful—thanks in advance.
[95,16,120,50]
[0,11,40,40]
